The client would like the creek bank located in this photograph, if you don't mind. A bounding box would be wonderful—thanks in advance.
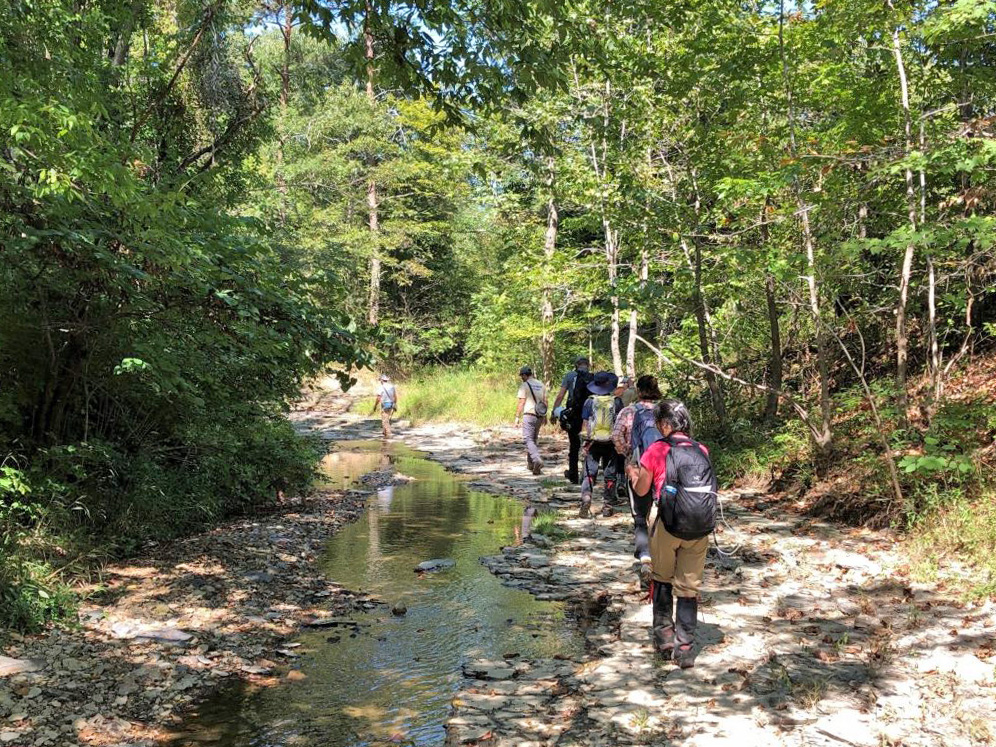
[0,415,400,747]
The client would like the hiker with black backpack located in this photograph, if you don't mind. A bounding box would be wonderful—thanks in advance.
[612,375,663,571]
[578,371,623,518]
[549,356,592,485]
[626,399,718,669]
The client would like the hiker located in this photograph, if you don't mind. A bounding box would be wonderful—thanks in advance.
[550,356,592,484]
[612,375,663,569]
[514,365,548,475]
[619,375,637,407]
[626,399,718,669]
[612,376,633,498]
[578,371,623,518]
[372,374,398,439]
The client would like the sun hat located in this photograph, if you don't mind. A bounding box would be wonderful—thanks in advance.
[379,374,390,381]
[587,371,619,396]
[519,365,532,376]
[574,356,590,369]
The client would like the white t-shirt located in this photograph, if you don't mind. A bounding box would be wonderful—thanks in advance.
[379,383,397,409]
[517,379,547,416]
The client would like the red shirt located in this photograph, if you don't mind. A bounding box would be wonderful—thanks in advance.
[639,434,709,499]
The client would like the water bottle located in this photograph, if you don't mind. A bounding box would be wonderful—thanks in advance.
[663,485,677,500]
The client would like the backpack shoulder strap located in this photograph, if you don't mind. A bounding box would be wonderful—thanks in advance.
[526,379,539,404]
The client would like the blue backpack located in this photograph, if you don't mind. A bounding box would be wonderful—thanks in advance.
[630,404,662,459]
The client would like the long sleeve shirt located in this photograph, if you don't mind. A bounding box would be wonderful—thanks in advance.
[612,400,656,462]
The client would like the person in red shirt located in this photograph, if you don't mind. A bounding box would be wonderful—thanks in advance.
[625,399,709,668]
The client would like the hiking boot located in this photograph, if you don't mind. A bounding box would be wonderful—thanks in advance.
[527,456,535,471]
[674,643,696,669]
[674,596,698,668]
[531,459,543,475]
[636,556,653,589]
[600,503,614,517]
[564,469,579,485]
[652,582,675,659]
[579,497,592,519]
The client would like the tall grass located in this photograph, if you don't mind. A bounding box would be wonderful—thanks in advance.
[400,368,518,427]
[907,486,996,598]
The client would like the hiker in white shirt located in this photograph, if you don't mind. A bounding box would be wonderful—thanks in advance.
[514,365,547,475]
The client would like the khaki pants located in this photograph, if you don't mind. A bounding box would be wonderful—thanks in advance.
[381,407,395,438]
[650,518,708,597]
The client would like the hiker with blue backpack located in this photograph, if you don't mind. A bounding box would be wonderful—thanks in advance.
[578,371,624,518]
[549,356,593,485]
[626,399,718,669]
[371,374,399,439]
[612,375,663,570]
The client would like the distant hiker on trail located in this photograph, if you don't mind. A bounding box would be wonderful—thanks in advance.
[619,375,637,407]
[626,399,718,669]
[550,356,592,485]
[579,371,623,518]
[613,375,663,571]
[372,374,398,439]
[514,366,548,475]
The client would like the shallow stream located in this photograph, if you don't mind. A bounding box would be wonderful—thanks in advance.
[172,440,582,746]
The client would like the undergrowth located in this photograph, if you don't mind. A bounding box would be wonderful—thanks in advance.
[530,511,574,541]
[1,416,321,633]
[401,368,515,427]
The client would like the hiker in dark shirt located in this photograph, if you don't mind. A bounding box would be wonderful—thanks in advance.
[549,356,591,485]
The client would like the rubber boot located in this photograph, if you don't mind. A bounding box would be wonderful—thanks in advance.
[652,582,675,658]
[674,596,698,669]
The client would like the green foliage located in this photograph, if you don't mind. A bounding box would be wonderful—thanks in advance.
[0,1,368,631]
[0,465,75,632]
[402,368,517,427]
[529,511,574,542]
[907,486,996,599]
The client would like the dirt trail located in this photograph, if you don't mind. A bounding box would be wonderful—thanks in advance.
[2,390,994,747]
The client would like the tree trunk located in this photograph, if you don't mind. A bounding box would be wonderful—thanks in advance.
[692,241,727,426]
[606,219,623,376]
[365,1,381,326]
[112,0,142,68]
[275,2,292,228]
[780,0,832,460]
[760,203,782,421]
[541,160,558,384]
[763,273,783,422]
[626,246,646,378]
[890,18,917,428]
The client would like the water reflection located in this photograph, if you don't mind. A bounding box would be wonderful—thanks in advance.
[172,441,582,747]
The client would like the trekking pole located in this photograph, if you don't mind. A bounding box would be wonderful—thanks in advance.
[711,493,743,558]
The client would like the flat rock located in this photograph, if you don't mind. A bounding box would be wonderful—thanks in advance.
[135,627,193,643]
[0,656,44,677]
[414,558,455,572]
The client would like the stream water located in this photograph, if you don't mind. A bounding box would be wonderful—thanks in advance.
[171,440,583,747]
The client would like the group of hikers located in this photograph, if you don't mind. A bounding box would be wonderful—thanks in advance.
[515,357,718,669]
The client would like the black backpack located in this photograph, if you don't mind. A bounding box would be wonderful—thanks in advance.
[630,404,662,459]
[659,436,718,541]
[565,369,593,427]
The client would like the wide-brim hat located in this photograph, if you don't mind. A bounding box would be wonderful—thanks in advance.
[587,371,619,396]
